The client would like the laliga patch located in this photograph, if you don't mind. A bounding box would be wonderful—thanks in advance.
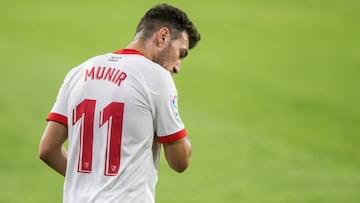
[171,94,180,120]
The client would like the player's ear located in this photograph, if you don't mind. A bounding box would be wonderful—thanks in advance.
[156,27,170,47]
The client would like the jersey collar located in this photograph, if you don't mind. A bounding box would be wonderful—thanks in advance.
[113,49,144,56]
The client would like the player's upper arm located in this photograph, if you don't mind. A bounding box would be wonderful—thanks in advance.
[163,136,192,173]
[39,121,68,160]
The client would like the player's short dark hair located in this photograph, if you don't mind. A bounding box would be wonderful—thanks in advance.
[135,4,201,49]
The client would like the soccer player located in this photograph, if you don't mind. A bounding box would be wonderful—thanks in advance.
[38,3,200,203]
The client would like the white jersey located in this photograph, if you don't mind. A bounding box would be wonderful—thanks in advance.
[47,49,187,203]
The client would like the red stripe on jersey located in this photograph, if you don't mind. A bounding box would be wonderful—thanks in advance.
[47,112,68,127]
[158,129,187,144]
[113,49,144,56]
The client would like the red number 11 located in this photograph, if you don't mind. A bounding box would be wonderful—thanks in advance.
[72,99,124,176]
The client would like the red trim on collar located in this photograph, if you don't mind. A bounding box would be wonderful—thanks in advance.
[113,49,144,56]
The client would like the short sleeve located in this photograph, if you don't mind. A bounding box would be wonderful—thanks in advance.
[152,73,187,144]
[46,67,80,126]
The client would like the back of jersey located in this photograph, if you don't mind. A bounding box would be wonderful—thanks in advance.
[48,49,185,203]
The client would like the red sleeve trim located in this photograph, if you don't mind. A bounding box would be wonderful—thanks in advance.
[158,129,187,144]
[46,112,68,127]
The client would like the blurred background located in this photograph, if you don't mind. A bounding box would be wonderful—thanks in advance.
[1,0,359,202]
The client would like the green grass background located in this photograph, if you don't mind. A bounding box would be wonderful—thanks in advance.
[1,0,359,202]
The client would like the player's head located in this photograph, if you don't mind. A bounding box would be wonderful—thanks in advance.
[134,4,201,74]
[135,4,201,50]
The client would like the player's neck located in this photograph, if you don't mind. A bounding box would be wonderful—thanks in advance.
[126,38,156,61]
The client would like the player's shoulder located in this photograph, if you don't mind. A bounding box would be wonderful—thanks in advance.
[83,52,113,64]
[120,53,172,80]
[145,62,173,84]
[133,56,171,78]
[61,53,110,82]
